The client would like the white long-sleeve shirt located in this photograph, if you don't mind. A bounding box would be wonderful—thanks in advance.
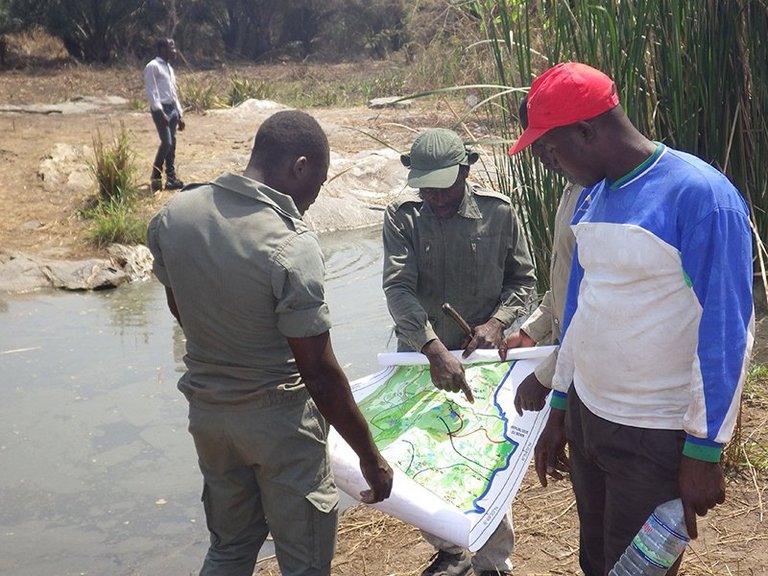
[143,56,182,116]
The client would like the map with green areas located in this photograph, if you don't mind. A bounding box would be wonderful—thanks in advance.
[357,362,518,513]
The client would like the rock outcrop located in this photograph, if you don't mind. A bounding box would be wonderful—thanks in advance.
[0,245,152,293]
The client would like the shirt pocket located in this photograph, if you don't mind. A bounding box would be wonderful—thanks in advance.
[420,238,440,298]
[464,234,504,297]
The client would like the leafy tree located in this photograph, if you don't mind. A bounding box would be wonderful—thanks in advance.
[200,0,280,60]
[0,0,23,65]
[317,0,406,60]
[9,0,150,62]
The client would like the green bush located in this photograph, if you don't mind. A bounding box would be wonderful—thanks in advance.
[83,195,147,247]
[84,122,146,247]
[227,74,271,106]
[180,77,224,112]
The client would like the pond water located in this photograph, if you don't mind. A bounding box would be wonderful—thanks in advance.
[0,226,394,576]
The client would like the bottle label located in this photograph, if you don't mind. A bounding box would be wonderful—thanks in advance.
[630,512,690,568]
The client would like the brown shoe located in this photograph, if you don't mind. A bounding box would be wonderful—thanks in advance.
[150,179,162,192]
[420,550,472,576]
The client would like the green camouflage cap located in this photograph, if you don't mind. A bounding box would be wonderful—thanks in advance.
[401,128,478,189]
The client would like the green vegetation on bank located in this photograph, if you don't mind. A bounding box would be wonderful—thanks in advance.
[82,124,146,247]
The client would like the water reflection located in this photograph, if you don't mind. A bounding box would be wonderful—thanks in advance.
[0,225,393,576]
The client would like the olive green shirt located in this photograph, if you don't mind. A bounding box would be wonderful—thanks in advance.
[520,182,583,386]
[148,172,332,407]
[383,183,536,352]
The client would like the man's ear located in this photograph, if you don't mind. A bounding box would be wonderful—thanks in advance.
[291,156,309,179]
[575,120,597,143]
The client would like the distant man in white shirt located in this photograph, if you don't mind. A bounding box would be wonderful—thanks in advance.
[144,38,185,192]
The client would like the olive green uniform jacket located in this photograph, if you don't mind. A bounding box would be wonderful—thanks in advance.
[383,183,536,352]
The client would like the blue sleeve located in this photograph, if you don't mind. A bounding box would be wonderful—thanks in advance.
[680,201,753,460]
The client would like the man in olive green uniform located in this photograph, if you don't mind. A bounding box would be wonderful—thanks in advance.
[382,128,535,576]
[148,110,393,576]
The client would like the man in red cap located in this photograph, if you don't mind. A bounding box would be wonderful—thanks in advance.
[510,62,754,575]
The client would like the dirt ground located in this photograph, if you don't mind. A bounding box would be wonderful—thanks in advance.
[0,65,765,576]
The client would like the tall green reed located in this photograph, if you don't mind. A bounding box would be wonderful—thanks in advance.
[470,0,768,297]
[470,0,767,467]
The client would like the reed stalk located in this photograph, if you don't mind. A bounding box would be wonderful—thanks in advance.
[469,0,768,301]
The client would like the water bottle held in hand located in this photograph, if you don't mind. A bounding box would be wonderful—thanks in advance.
[609,498,689,575]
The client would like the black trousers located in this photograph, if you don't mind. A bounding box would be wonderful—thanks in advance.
[565,388,685,576]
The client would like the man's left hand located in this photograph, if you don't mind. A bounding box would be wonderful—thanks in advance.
[462,318,505,358]
[534,408,569,487]
[514,372,550,415]
[678,456,726,539]
[178,118,186,131]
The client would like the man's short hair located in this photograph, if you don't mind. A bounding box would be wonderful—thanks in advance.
[249,110,329,175]
[156,38,173,52]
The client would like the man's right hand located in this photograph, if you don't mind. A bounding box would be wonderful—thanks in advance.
[288,332,395,504]
[534,408,569,487]
[422,339,467,393]
[359,454,394,504]
[499,329,536,360]
[514,372,551,416]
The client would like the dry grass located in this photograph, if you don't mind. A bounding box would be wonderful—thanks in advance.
[2,26,70,67]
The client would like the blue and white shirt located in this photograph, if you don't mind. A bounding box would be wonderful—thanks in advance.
[551,144,754,462]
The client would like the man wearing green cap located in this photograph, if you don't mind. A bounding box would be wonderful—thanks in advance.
[383,127,535,576]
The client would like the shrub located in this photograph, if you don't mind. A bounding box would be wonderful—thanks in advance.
[84,122,146,247]
[180,77,224,112]
[83,195,147,247]
[89,122,138,203]
[227,74,271,106]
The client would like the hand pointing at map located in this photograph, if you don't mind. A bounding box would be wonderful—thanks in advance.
[421,338,470,399]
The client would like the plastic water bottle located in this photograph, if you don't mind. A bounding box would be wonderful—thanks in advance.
[609,498,690,575]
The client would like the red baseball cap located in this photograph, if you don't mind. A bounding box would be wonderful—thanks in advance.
[508,62,619,155]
